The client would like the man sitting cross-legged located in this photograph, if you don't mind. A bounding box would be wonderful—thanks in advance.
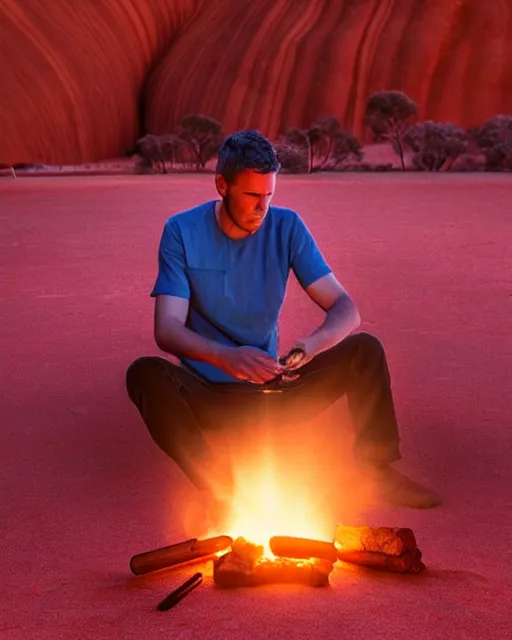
[126,130,441,528]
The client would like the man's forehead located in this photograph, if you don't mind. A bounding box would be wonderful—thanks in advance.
[235,169,276,193]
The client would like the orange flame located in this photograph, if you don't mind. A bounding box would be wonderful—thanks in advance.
[221,429,334,556]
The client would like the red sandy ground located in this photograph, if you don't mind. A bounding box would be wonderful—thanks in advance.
[1,174,511,639]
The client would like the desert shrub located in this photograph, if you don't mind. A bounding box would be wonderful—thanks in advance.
[373,163,394,172]
[136,115,223,173]
[135,134,165,173]
[470,115,512,149]
[364,90,418,170]
[404,121,468,171]
[470,116,512,171]
[485,142,512,172]
[133,154,154,174]
[341,162,370,172]
[451,154,485,172]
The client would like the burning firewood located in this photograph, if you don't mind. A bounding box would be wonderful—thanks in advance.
[213,537,334,588]
[336,548,425,574]
[130,535,233,575]
[334,526,417,556]
[269,536,338,563]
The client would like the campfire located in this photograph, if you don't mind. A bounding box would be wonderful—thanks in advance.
[130,450,425,596]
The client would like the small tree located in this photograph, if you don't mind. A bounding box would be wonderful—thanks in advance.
[281,127,317,173]
[274,138,308,173]
[365,90,418,170]
[160,134,188,169]
[281,117,362,172]
[308,116,345,170]
[404,122,468,172]
[177,114,223,169]
[331,131,364,169]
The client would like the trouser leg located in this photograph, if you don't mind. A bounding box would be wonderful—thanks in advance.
[126,356,233,492]
[277,332,401,466]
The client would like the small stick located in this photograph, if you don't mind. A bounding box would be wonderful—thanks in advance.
[156,572,203,612]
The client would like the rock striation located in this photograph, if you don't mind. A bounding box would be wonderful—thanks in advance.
[1,0,511,163]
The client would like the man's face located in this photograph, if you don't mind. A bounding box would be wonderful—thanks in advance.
[218,169,277,234]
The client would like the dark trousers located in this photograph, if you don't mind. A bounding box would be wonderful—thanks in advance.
[126,332,401,492]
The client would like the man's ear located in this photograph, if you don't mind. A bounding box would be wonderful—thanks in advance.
[215,174,227,197]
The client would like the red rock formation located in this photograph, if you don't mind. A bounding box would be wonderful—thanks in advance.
[1,0,511,164]
[146,0,512,141]
[0,0,202,164]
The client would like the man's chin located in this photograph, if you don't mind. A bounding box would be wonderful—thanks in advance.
[245,219,264,233]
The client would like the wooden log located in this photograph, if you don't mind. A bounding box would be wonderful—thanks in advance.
[213,537,333,588]
[269,536,338,563]
[334,525,417,556]
[337,548,425,574]
[130,535,233,575]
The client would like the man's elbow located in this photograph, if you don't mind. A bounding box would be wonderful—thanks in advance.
[154,320,178,354]
[335,293,361,331]
[350,300,362,330]
[154,330,166,352]
[154,327,167,352]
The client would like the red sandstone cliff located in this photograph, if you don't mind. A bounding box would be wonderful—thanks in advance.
[0,0,203,164]
[1,0,511,164]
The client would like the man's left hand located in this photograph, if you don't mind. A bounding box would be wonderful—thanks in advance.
[279,338,315,371]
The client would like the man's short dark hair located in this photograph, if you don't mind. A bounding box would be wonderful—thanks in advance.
[216,129,281,183]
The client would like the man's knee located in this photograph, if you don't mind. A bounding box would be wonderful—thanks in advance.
[125,356,167,398]
[333,331,384,358]
[351,331,385,356]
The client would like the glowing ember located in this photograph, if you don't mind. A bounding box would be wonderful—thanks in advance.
[213,537,334,588]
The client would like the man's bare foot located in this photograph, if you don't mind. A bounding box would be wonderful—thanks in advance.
[363,464,442,509]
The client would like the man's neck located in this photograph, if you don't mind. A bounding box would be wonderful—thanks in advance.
[214,200,250,240]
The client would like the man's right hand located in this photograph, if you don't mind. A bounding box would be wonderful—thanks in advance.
[219,346,283,384]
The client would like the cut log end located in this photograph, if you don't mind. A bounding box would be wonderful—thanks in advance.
[334,525,417,556]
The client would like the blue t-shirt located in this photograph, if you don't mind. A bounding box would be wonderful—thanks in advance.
[151,200,331,382]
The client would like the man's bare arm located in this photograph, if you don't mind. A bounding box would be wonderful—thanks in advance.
[154,295,229,367]
[294,273,361,359]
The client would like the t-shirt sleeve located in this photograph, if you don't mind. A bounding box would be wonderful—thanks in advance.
[150,218,190,299]
[289,212,332,288]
